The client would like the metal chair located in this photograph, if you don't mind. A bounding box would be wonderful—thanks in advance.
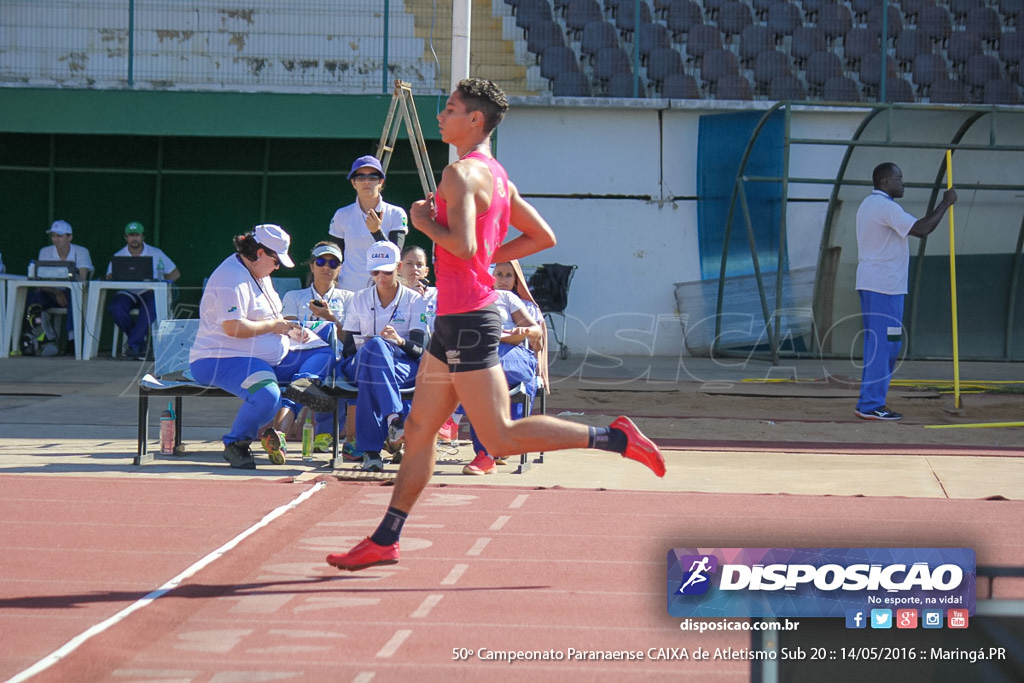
[527,263,577,360]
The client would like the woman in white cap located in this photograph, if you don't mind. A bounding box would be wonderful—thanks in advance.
[189,224,334,469]
[290,241,426,472]
[327,155,408,293]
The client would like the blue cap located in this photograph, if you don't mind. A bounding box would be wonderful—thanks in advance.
[347,155,385,180]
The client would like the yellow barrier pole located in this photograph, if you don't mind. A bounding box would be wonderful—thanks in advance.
[925,422,1024,429]
[945,149,962,410]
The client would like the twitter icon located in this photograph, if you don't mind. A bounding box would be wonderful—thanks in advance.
[870,609,893,629]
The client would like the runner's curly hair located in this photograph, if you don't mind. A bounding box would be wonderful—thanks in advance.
[456,78,509,134]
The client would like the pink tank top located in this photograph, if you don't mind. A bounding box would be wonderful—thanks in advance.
[434,151,511,315]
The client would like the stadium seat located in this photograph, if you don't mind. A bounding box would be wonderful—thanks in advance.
[704,0,727,21]
[666,0,704,40]
[739,25,774,66]
[552,70,592,96]
[685,24,723,64]
[999,0,1022,24]
[895,28,923,71]
[751,0,780,21]
[929,76,968,103]
[901,0,932,25]
[718,1,754,41]
[948,31,983,68]
[769,73,807,100]
[565,0,604,38]
[608,71,647,97]
[1000,30,1023,70]
[867,5,903,42]
[823,75,861,102]
[983,78,1021,104]
[964,53,1002,92]
[527,19,567,56]
[918,5,953,47]
[615,0,653,36]
[913,52,949,93]
[844,28,880,71]
[767,1,803,42]
[517,0,554,30]
[850,0,874,23]
[638,21,672,63]
[701,48,740,91]
[965,7,1002,47]
[805,50,843,94]
[799,0,825,23]
[790,25,826,67]
[540,45,580,81]
[950,0,984,21]
[661,72,701,98]
[754,49,794,93]
[818,3,853,44]
[646,46,686,84]
[593,45,633,82]
[883,76,916,103]
[581,21,619,63]
[715,74,754,100]
[860,53,899,98]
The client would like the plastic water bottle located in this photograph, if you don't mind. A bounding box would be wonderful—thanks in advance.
[156,258,165,281]
[301,415,314,462]
[160,401,176,454]
[27,260,36,279]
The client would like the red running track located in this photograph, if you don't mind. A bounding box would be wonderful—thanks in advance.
[2,475,1022,682]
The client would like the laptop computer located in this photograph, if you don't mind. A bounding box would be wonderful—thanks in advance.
[110,256,154,281]
[33,261,77,280]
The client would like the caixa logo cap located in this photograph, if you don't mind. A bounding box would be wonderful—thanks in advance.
[367,241,400,273]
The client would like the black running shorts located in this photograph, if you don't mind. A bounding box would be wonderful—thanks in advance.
[427,305,501,373]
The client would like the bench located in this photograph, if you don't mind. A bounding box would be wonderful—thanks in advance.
[135,319,348,466]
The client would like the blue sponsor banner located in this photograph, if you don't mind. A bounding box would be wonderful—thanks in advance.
[667,548,975,618]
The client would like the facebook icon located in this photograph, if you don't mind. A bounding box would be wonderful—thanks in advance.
[845,609,867,629]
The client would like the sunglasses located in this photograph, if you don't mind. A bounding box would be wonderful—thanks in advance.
[314,257,341,268]
[352,173,384,182]
[371,269,394,277]
[263,251,280,267]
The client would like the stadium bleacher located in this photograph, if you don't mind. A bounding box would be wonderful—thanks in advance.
[515,0,1024,101]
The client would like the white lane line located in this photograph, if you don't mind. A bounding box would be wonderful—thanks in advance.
[440,564,469,585]
[411,594,444,619]
[489,515,510,531]
[375,629,412,658]
[5,482,328,683]
[466,537,491,556]
[509,494,529,509]
[352,672,375,683]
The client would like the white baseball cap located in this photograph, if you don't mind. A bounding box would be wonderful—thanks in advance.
[48,220,73,235]
[253,224,294,268]
[366,241,400,273]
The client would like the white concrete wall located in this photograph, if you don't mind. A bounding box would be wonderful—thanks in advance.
[499,100,866,358]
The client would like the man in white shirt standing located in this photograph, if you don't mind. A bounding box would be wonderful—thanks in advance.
[855,162,957,420]
[105,221,181,360]
[27,220,94,352]
[328,155,408,292]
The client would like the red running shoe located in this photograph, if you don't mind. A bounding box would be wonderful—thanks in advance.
[326,537,400,571]
[611,416,666,477]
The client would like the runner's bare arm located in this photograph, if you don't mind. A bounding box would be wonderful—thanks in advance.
[492,180,556,263]
[409,161,481,259]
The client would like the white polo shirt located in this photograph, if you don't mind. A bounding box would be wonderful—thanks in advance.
[855,190,918,295]
[38,243,94,278]
[281,284,354,350]
[343,283,423,350]
[190,254,288,365]
[105,243,177,296]
[328,199,408,292]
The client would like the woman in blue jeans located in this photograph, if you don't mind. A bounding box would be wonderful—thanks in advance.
[189,224,332,469]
